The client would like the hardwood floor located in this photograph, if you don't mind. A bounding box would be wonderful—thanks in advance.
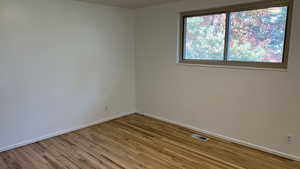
[0,113,299,169]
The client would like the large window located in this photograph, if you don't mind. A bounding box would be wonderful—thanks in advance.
[179,0,293,69]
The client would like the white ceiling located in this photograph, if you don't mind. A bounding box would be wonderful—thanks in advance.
[75,0,181,9]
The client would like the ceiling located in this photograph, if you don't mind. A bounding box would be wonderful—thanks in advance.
[75,0,181,9]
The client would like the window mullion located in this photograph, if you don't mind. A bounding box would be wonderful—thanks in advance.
[223,12,231,62]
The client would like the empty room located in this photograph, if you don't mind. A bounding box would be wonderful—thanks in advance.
[0,0,299,168]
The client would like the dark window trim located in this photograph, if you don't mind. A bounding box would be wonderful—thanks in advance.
[178,0,294,69]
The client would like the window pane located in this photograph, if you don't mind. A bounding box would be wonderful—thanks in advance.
[184,14,226,60]
[228,6,288,63]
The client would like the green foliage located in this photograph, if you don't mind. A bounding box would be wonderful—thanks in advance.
[185,14,226,60]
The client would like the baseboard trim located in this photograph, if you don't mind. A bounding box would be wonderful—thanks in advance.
[0,112,134,153]
[139,112,300,162]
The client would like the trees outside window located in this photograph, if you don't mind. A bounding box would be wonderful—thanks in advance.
[179,0,293,69]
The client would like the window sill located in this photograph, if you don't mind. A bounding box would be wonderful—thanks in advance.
[176,62,288,72]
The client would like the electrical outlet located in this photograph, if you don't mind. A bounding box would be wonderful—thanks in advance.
[287,135,293,144]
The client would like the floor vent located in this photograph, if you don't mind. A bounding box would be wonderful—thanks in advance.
[192,134,209,142]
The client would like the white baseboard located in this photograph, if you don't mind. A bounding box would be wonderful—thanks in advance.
[0,112,134,153]
[139,112,300,162]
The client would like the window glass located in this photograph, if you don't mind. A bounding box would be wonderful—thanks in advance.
[184,14,226,60]
[228,7,288,63]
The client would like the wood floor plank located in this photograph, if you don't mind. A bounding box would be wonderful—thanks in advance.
[0,154,9,169]
[0,113,299,169]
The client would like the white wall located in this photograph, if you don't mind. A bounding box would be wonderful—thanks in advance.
[0,0,136,149]
[135,0,300,157]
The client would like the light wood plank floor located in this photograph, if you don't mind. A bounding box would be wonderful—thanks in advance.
[0,113,299,169]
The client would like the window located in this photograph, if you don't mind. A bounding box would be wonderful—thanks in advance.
[179,0,293,69]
